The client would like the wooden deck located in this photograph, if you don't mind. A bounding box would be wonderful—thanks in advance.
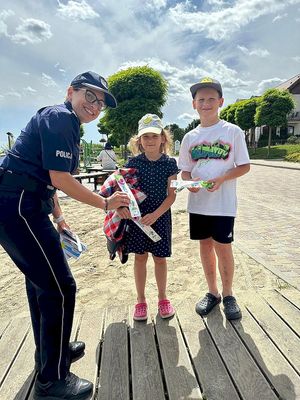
[0,288,299,400]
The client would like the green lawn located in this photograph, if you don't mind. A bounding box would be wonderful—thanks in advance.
[248,144,300,162]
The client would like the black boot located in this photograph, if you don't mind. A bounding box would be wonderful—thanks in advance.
[33,372,93,399]
[35,341,85,370]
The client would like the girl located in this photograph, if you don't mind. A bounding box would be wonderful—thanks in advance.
[117,113,179,321]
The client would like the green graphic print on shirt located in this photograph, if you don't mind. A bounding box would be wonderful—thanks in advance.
[191,140,231,161]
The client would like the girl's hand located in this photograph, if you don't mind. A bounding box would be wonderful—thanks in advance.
[116,207,131,219]
[141,212,159,226]
[56,220,70,233]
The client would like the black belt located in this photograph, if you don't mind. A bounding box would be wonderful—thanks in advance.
[0,167,56,200]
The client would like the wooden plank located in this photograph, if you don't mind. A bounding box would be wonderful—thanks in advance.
[96,307,130,400]
[264,290,300,336]
[0,319,10,338]
[0,330,36,400]
[129,314,165,400]
[26,312,82,400]
[204,305,278,400]
[245,295,300,374]
[176,302,240,400]
[71,310,104,394]
[0,316,30,388]
[232,306,300,400]
[155,313,202,400]
[275,288,300,311]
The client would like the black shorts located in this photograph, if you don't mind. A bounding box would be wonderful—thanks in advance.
[189,213,235,244]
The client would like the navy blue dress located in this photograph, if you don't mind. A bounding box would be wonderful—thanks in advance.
[124,153,179,257]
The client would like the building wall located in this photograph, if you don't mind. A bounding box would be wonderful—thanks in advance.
[288,94,300,136]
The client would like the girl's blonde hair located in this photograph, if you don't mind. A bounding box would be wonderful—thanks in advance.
[128,128,173,156]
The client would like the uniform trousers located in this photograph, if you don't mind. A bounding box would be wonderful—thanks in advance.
[0,188,76,381]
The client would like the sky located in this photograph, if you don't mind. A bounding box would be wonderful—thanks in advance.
[1,0,300,148]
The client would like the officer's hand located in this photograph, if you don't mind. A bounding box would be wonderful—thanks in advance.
[107,192,130,210]
[116,207,131,219]
[57,220,70,233]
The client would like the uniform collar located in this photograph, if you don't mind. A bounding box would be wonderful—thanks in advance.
[64,101,80,125]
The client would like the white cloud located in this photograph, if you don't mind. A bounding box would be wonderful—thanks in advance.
[11,18,52,44]
[237,45,270,57]
[5,91,22,98]
[23,86,37,94]
[292,56,300,62]
[257,77,286,93]
[119,57,252,102]
[41,73,58,87]
[57,0,99,21]
[178,112,198,121]
[272,13,288,22]
[0,9,14,37]
[169,0,300,40]
[146,0,167,9]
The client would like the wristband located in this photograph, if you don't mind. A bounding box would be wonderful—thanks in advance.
[53,215,65,224]
[104,198,108,212]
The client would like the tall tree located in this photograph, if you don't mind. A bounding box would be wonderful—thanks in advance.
[235,98,260,146]
[255,89,295,157]
[79,125,85,138]
[166,123,185,142]
[184,119,200,133]
[98,66,168,152]
[220,102,241,124]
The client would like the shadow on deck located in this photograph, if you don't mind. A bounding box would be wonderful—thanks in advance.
[0,288,299,400]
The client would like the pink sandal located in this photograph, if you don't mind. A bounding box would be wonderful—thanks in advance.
[133,302,148,321]
[158,299,175,319]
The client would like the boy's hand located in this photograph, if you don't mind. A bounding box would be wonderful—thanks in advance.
[116,207,131,219]
[206,176,225,191]
[188,177,201,193]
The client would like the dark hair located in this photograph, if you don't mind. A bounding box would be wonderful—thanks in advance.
[104,142,113,150]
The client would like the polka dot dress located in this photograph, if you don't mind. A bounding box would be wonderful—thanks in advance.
[124,153,179,257]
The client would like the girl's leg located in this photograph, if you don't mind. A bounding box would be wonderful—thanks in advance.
[200,238,219,296]
[134,253,148,303]
[214,241,234,297]
[153,255,167,301]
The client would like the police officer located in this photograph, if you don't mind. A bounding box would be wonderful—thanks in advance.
[0,71,129,400]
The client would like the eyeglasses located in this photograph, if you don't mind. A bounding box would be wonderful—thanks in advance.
[80,89,107,110]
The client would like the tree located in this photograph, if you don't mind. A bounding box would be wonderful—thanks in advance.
[184,119,200,133]
[166,123,185,142]
[235,98,260,147]
[79,125,85,138]
[255,88,295,157]
[98,66,168,153]
[220,103,240,124]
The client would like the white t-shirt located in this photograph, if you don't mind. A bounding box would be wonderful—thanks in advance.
[178,120,250,217]
[97,149,117,170]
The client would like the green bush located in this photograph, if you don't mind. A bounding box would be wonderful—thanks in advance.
[248,144,300,162]
[287,135,300,144]
[285,152,300,162]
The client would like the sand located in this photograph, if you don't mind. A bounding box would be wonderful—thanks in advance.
[0,190,279,320]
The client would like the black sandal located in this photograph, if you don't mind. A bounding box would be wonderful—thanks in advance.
[223,296,242,320]
[195,293,221,316]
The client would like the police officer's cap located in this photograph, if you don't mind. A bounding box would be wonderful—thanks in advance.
[71,71,117,108]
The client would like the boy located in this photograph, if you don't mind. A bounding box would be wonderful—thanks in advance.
[178,77,250,320]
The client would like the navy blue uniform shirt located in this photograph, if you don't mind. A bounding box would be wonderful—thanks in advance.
[1,101,80,185]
